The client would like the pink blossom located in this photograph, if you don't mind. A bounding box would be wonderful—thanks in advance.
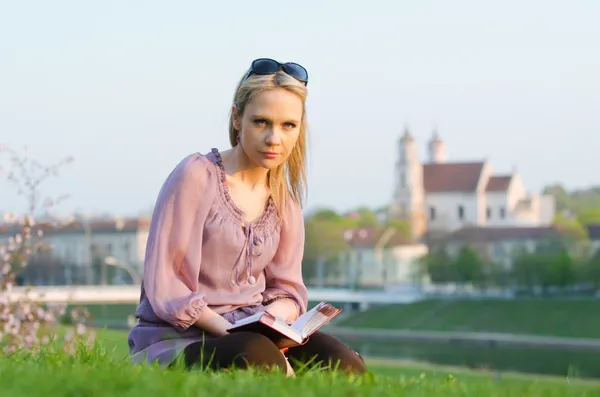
[0,145,94,354]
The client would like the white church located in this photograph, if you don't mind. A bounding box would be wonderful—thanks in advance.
[389,128,556,238]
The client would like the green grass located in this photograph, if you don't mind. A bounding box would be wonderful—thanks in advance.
[1,328,599,396]
[338,298,600,338]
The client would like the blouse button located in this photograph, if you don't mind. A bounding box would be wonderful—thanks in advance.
[248,276,256,285]
[252,237,263,256]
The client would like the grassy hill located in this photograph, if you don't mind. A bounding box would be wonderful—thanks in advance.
[337,298,600,339]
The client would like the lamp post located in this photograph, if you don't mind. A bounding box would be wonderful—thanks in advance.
[83,219,93,285]
[374,228,396,288]
[103,255,142,285]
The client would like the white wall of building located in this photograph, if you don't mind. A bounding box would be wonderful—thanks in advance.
[347,243,429,286]
[485,192,510,226]
[425,192,481,232]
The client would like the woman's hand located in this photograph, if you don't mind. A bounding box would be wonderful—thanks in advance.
[193,308,234,336]
[264,298,298,323]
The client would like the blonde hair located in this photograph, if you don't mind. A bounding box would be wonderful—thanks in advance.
[228,71,308,220]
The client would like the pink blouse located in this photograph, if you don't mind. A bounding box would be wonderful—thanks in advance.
[128,149,308,364]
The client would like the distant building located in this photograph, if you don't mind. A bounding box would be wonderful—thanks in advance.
[340,227,429,288]
[0,218,150,285]
[388,128,556,238]
[586,224,600,254]
[438,226,560,269]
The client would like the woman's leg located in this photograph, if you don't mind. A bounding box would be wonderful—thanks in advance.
[181,331,288,373]
[285,331,368,374]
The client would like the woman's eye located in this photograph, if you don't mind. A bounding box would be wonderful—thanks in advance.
[284,122,296,129]
[254,119,267,126]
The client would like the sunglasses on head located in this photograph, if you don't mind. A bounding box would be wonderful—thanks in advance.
[242,58,308,86]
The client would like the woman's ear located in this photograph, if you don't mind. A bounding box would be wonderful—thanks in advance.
[232,105,242,131]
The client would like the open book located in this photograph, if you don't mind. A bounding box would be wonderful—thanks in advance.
[227,301,342,349]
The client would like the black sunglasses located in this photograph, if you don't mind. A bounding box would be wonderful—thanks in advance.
[242,58,308,86]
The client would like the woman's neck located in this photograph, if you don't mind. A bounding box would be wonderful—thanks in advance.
[220,145,269,190]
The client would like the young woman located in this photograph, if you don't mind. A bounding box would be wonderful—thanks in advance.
[127,58,367,375]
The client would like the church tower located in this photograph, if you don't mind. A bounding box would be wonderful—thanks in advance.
[389,126,426,239]
[427,129,447,163]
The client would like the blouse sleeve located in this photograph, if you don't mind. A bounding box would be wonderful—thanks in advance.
[142,153,214,331]
[262,199,309,316]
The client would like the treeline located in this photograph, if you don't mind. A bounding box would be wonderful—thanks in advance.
[302,207,410,279]
[544,183,600,240]
[419,239,600,294]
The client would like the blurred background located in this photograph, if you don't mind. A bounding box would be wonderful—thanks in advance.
[2,0,600,380]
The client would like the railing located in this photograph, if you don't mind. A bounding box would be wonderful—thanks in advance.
[6,285,425,305]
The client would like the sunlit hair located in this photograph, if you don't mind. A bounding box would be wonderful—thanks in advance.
[228,71,308,220]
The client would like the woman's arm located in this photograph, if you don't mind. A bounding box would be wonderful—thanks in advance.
[192,309,233,336]
[262,199,309,323]
[143,154,229,332]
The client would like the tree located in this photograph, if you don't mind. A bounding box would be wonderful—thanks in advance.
[553,214,589,242]
[385,219,412,240]
[544,183,600,223]
[511,250,542,293]
[453,246,485,286]
[583,251,600,289]
[302,216,350,284]
[576,208,600,225]
[355,207,379,227]
[417,248,454,283]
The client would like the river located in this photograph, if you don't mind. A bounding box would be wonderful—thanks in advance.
[337,337,600,379]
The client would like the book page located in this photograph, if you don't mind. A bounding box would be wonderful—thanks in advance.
[230,311,268,328]
[301,304,340,338]
[290,302,325,335]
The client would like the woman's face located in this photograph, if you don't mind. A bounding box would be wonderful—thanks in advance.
[234,88,303,170]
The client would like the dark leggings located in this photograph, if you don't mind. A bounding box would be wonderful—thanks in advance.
[181,331,368,374]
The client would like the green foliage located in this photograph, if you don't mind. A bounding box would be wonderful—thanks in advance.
[543,183,600,225]
[354,207,379,227]
[418,248,454,283]
[302,207,413,282]
[453,246,485,285]
[553,214,589,242]
[385,219,412,239]
[303,217,350,279]
[417,242,599,293]
[418,246,488,286]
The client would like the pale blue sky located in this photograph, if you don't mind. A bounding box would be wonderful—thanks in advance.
[1,0,598,217]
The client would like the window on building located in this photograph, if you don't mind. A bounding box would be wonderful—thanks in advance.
[429,206,436,221]
[486,207,492,219]
[458,205,465,220]
[499,206,506,219]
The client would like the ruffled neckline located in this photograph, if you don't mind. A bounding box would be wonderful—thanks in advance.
[207,148,279,230]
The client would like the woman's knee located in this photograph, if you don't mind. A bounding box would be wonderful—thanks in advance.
[185,332,286,372]
[231,332,287,370]
[288,332,368,374]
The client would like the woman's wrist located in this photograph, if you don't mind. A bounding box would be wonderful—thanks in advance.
[193,308,233,336]
[264,298,298,322]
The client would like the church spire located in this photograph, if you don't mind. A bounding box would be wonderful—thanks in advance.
[427,128,447,163]
[401,125,414,142]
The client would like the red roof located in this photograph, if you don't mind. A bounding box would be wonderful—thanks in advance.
[423,162,485,193]
[343,227,414,248]
[0,218,151,236]
[486,175,512,192]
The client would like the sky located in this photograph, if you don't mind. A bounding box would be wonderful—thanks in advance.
[1,0,599,217]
